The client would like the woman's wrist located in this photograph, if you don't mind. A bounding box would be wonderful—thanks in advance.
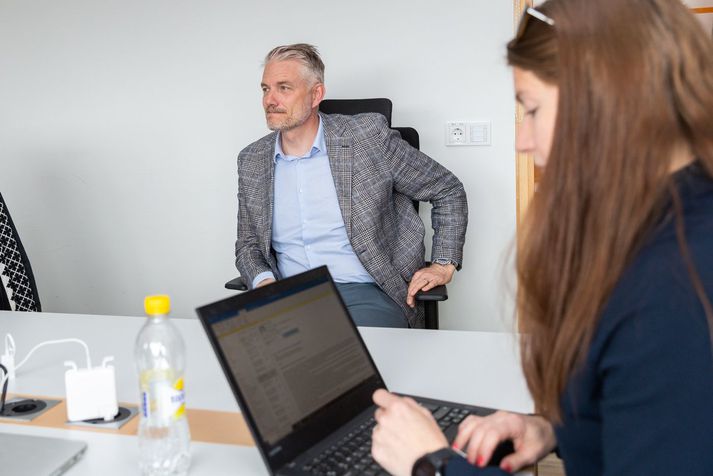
[411,446,457,476]
[529,414,557,455]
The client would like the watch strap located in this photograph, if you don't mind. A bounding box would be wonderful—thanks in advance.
[412,447,458,476]
[433,258,459,269]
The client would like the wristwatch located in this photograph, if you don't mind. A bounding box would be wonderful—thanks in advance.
[412,447,458,476]
[432,258,459,269]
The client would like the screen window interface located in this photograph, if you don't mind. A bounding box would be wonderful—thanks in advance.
[212,281,376,444]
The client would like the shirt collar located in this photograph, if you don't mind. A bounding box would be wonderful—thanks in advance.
[274,116,325,163]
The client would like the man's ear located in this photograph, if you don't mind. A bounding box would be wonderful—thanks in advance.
[312,83,325,108]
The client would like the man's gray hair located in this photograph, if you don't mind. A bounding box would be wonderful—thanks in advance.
[264,43,325,84]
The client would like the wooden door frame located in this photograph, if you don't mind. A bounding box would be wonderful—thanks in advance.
[514,0,535,228]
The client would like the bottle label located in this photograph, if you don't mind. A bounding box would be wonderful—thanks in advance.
[140,373,186,423]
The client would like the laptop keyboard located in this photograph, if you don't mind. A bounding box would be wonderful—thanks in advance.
[301,404,471,476]
[424,402,470,431]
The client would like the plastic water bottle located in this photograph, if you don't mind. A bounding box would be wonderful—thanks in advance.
[135,295,191,476]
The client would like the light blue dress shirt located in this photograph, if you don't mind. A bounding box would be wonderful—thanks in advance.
[252,118,374,288]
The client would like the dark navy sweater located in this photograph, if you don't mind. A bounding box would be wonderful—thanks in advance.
[445,163,713,475]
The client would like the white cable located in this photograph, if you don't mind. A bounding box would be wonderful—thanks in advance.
[4,334,15,358]
[0,335,92,391]
[15,338,92,372]
[1,334,16,389]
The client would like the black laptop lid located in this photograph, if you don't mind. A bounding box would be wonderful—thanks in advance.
[196,267,386,472]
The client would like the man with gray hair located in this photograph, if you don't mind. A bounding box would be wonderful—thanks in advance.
[235,43,467,328]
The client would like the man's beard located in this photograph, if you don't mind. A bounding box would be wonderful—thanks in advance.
[265,106,311,132]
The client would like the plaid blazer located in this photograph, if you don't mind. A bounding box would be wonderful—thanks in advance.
[235,112,467,327]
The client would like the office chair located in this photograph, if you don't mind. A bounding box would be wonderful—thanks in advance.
[227,98,447,329]
[0,192,41,312]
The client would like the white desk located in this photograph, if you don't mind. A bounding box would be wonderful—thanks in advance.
[0,311,532,475]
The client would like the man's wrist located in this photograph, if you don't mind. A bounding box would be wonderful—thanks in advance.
[252,271,276,289]
[431,261,457,278]
[432,258,459,270]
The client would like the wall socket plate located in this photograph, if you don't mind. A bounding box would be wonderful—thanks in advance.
[445,121,491,146]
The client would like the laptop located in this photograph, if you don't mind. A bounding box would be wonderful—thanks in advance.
[0,432,87,475]
[197,266,511,475]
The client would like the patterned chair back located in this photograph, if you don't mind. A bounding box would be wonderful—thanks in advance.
[0,192,41,311]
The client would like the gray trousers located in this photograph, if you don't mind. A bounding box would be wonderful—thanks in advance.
[335,282,409,328]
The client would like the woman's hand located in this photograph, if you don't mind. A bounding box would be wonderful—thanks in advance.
[453,411,556,472]
[371,389,449,476]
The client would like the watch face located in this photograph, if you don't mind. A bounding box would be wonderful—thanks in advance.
[434,259,454,267]
[412,448,455,476]
[412,457,437,476]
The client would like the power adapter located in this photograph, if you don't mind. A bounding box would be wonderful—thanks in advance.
[65,356,118,422]
[2,333,119,422]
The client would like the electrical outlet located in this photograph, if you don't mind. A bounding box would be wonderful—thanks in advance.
[445,121,491,146]
[0,398,61,422]
[446,122,467,145]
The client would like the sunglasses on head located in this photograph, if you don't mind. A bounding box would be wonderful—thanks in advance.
[517,6,556,39]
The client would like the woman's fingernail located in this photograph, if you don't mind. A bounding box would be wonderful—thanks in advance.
[476,456,485,467]
[502,463,512,473]
[451,443,459,450]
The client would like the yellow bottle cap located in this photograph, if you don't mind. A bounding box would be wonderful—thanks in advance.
[144,295,171,316]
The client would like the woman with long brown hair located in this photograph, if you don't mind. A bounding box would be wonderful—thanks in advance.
[370,0,713,474]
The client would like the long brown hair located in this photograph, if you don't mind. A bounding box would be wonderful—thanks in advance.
[509,0,713,421]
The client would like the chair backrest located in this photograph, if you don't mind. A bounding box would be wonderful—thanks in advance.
[393,126,419,150]
[0,192,41,311]
[319,98,393,127]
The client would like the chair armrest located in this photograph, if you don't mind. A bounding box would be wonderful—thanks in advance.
[228,277,447,298]
[415,285,448,302]
[225,276,248,291]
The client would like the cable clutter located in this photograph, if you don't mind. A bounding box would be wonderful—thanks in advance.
[1,333,118,421]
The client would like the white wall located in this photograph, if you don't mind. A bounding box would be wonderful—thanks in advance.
[0,0,517,331]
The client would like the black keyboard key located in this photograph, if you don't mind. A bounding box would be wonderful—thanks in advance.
[432,406,451,420]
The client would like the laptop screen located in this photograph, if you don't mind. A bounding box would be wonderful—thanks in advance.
[197,267,385,469]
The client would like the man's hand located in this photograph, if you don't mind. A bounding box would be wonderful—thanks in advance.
[371,389,449,476]
[452,411,556,472]
[256,278,276,288]
[406,263,456,308]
